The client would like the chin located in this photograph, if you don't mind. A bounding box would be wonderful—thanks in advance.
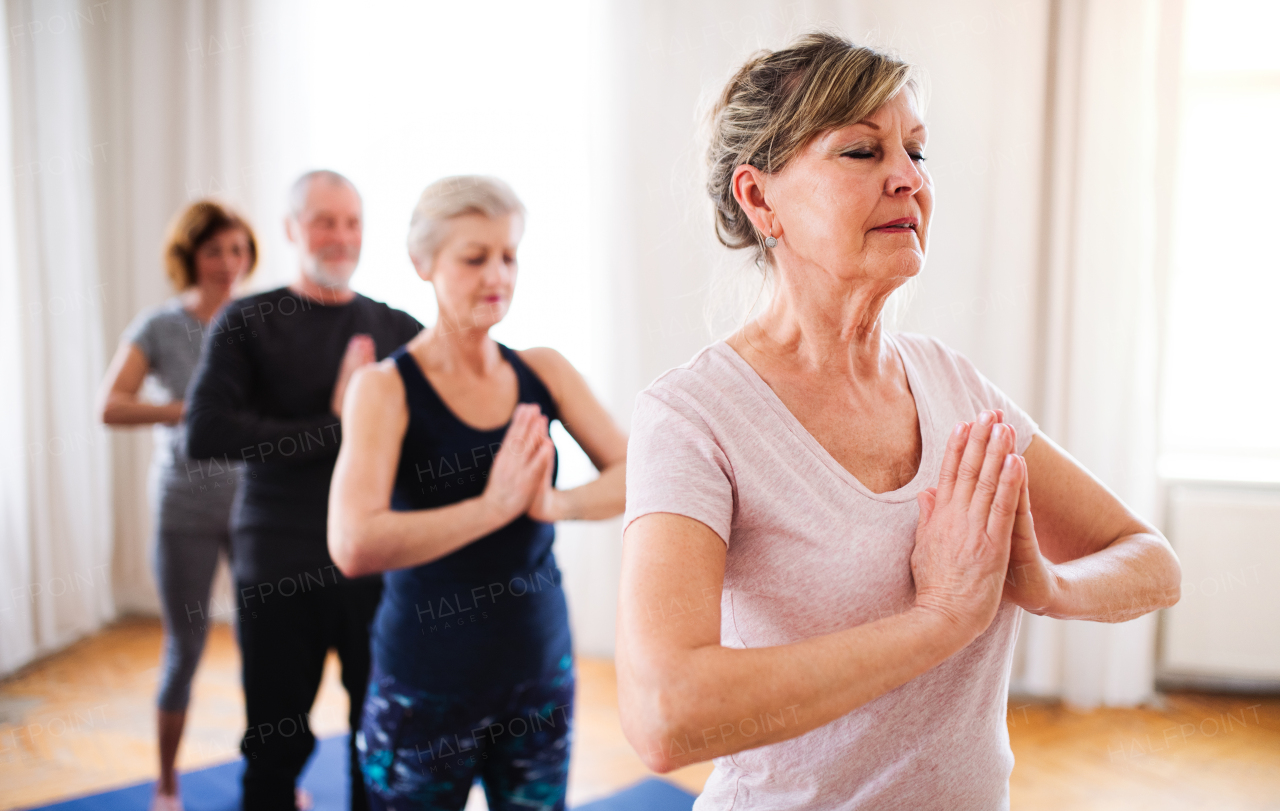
[472,311,507,331]
[311,263,357,289]
[877,249,924,281]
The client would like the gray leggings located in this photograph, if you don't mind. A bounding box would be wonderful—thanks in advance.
[152,466,239,713]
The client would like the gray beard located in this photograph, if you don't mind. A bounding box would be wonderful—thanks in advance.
[304,260,354,290]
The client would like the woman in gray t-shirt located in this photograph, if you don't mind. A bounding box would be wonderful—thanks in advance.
[98,200,257,811]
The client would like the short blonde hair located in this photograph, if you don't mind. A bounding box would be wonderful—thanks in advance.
[407,175,526,271]
[706,31,918,266]
[162,199,258,291]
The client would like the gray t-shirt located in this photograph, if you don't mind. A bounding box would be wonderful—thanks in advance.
[122,297,217,475]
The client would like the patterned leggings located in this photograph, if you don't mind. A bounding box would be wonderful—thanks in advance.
[358,657,574,811]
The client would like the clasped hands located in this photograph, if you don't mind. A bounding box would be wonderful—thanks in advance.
[328,335,562,525]
[481,402,561,524]
[912,409,1060,640]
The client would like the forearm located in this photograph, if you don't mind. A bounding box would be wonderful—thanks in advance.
[621,605,966,772]
[186,323,343,464]
[330,495,511,577]
[1045,533,1181,622]
[102,398,183,426]
[554,462,625,521]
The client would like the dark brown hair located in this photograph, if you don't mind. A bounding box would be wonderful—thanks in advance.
[162,199,258,290]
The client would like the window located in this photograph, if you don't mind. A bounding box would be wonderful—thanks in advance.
[1159,0,1280,482]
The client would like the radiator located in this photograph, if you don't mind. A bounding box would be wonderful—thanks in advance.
[1158,482,1280,687]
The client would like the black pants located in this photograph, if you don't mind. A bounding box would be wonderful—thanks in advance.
[237,569,383,811]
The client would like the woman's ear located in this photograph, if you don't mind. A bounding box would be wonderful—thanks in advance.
[731,164,777,239]
[409,253,433,283]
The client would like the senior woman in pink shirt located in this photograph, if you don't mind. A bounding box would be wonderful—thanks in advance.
[617,32,1181,810]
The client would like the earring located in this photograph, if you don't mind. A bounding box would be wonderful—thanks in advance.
[764,235,778,248]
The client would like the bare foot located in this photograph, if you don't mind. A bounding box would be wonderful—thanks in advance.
[150,792,184,811]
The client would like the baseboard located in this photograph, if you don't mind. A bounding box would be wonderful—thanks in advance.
[1156,670,1280,694]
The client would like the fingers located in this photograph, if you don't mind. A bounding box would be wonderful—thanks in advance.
[985,453,1024,546]
[539,438,556,483]
[346,334,375,358]
[970,422,1015,518]
[951,410,996,505]
[1011,456,1034,543]
[936,422,969,505]
[502,404,547,459]
[340,335,376,377]
[916,488,937,526]
[534,436,556,479]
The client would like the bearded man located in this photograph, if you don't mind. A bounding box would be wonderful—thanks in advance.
[186,170,422,811]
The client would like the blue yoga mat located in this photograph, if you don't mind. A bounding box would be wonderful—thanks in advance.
[573,778,697,811]
[25,735,348,811]
[23,734,697,810]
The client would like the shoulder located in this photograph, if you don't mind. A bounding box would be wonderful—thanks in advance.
[516,346,573,386]
[354,294,420,322]
[214,287,291,325]
[348,359,407,415]
[123,298,183,343]
[890,331,979,380]
[890,331,956,361]
[631,342,753,442]
[891,330,994,397]
[640,341,747,412]
[511,346,578,417]
[891,331,1038,441]
[235,286,292,307]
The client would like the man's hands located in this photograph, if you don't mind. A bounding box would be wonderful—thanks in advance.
[482,403,558,525]
[911,410,1024,644]
[332,334,376,417]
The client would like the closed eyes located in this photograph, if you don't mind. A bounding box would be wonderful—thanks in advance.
[842,149,927,162]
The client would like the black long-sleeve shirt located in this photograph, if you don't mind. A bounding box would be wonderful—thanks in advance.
[186,286,422,584]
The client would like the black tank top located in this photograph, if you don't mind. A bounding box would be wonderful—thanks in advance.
[371,343,572,691]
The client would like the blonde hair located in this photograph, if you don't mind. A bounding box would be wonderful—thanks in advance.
[706,31,918,267]
[407,175,526,271]
[162,199,258,291]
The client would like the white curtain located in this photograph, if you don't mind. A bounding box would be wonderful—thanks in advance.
[95,0,262,617]
[0,0,115,674]
[0,0,267,675]
[1013,0,1177,707]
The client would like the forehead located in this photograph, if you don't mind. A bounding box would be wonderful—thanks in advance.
[445,212,524,246]
[302,180,361,215]
[824,91,927,142]
[204,226,249,245]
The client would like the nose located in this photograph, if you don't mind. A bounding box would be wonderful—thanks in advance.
[481,256,510,285]
[884,146,925,198]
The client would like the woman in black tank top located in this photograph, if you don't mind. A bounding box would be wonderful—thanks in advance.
[328,176,628,810]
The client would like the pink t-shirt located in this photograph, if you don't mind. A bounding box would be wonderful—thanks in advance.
[623,333,1038,811]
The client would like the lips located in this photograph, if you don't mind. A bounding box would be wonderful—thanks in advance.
[872,217,918,232]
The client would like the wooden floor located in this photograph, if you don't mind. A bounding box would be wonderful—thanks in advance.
[1,619,1277,809]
